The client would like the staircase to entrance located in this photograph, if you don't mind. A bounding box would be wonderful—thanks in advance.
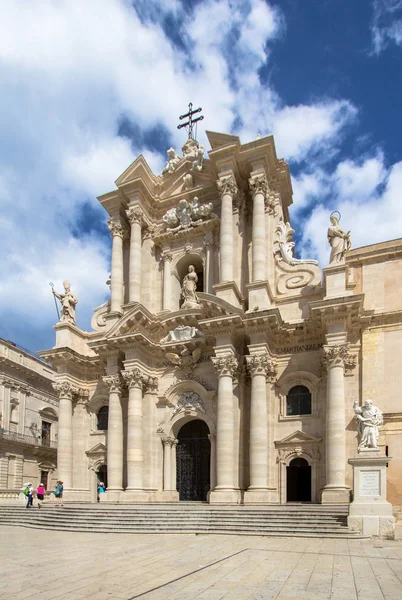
[0,504,365,538]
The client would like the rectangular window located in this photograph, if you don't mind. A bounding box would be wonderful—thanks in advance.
[40,471,48,489]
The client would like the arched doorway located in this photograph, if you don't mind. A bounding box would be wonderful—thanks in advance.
[97,464,108,489]
[286,457,311,502]
[176,420,210,501]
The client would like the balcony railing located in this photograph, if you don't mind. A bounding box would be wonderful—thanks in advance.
[0,428,57,449]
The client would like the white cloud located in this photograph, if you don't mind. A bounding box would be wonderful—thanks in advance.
[371,0,402,54]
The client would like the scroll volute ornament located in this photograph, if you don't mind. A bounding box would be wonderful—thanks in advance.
[211,356,239,378]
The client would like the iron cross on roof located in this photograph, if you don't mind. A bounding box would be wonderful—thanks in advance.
[177,102,204,140]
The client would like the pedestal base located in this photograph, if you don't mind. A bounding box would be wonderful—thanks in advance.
[244,489,275,504]
[321,486,350,504]
[347,452,395,539]
[120,490,151,503]
[246,281,272,311]
[101,489,122,503]
[213,281,243,309]
[209,489,242,504]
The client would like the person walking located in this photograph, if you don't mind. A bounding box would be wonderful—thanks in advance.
[54,480,64,506]
[36,482,45,508]
[24,482,34,508]
[97,481,105,502]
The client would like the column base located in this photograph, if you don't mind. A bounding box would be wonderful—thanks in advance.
[246,281,272,311]
[159,490,180,502]
[244,489,276,504]
[120,490,151,503]
[213,281,243,309]
[209,489,242,504]
[102,489,123,503]
[321,486,350,504]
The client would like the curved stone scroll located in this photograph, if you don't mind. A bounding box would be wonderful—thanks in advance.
[274,220,321,295]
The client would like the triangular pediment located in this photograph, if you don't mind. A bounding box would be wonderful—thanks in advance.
[115,154,158,188]
[86,442,106,457]
[275,430,321,446]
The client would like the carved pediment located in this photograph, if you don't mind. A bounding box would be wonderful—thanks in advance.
[115,155,158,188]
[275,430,321,447]
[86,442,106,457]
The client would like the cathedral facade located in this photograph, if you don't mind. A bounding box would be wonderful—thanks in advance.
[40,131,402,508]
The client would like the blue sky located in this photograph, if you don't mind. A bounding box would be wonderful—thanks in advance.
[0,0,401,353]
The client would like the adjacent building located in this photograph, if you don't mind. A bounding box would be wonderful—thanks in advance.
[39,131,402,508]
[0,338,58,501]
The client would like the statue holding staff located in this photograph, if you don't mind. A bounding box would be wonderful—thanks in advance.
[327,211,351,264]
[52,280,78,325]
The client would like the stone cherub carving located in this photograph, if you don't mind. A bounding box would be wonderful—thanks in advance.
[162,198,213,233]
[52,281,78,325]
[353,399,384,451]
[328,212,351,264]
[181,265,201,309]
[165,346,202,370]
[274,220,318,266]
[192,144,204,172]
[162,147,181,174]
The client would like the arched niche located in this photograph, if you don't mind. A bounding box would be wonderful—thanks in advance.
[172,253,204,310]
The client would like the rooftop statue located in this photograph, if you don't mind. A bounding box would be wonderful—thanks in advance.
[192,144,204,172]
[353,399,384,451]
[328,212,351,264]
[162,197,213,233]
[181,265,201,309]
[52,281,78,325]
[162,147,181,175]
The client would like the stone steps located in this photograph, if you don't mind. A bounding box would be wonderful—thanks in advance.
[0,504,363,538]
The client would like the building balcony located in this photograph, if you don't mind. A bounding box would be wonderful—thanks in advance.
[0,428,57,450]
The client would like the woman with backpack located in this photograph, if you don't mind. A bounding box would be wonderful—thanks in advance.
[54,481,63,506]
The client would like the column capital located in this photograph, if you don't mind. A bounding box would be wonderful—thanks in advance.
[321,344,351,369]
[121,368,147,389]
[212,355,238,378]
[162,436,177,447]
[102,374,124,393]
[144,376,159,393]
[52,381,77,399]
[126,205,144,226]
[107,217,126,238]
[161,248,173,262]
[75,388,90,405]
[249,173,269,199]
[246,354,277,381]
[217,175,238,198]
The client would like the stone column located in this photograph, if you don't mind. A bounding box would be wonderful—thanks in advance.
[107,217,126,313]
[208,433,216,491]
[321,345,350,504]
[244,354,277,502]
[203,232,214,294]
[122,368,146,492]
[72,389,89,493]
[217,176,238,282]
[162,437,172,491]
[103,375,124,494]
[161,248,173,311]
[126,206,143,303]
[171,438,178,490]
[52,381,75,489]
[210,355,240,503]
[249,174,268,282]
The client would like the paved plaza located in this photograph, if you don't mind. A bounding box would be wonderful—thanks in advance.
[1,526,402,600]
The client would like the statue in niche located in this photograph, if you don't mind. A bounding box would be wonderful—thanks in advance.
[52,280,78,325]
[181,265,201,309]
[162,147,181,174]
[327,212,351,264]
[353,399,383,451]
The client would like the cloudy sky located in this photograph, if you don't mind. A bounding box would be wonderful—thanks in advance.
[1,0,402,353]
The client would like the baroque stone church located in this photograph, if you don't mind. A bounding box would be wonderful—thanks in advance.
[40,129,402,508]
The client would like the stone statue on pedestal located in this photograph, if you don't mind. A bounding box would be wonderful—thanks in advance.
[353,399,383,450]
[181,265,201,309]
[52,281,78,325]
[327,212,351,264]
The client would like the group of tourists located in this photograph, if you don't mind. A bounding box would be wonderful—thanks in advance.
[23,480,63,508]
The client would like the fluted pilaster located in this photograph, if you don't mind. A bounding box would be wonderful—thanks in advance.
[103,374,124,491]
[107,218,126,312]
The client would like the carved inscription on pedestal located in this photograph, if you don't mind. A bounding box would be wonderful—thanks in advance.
[360,470,380,496]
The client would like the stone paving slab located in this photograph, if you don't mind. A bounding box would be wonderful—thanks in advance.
[1,525,402,600]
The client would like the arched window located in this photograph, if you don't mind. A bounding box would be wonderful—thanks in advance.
[286,385,311,416]
[97,406,109,430]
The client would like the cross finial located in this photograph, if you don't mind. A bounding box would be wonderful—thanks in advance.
[177,102,204,140]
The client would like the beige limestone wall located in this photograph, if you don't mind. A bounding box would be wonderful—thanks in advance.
[362,257,402,312]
